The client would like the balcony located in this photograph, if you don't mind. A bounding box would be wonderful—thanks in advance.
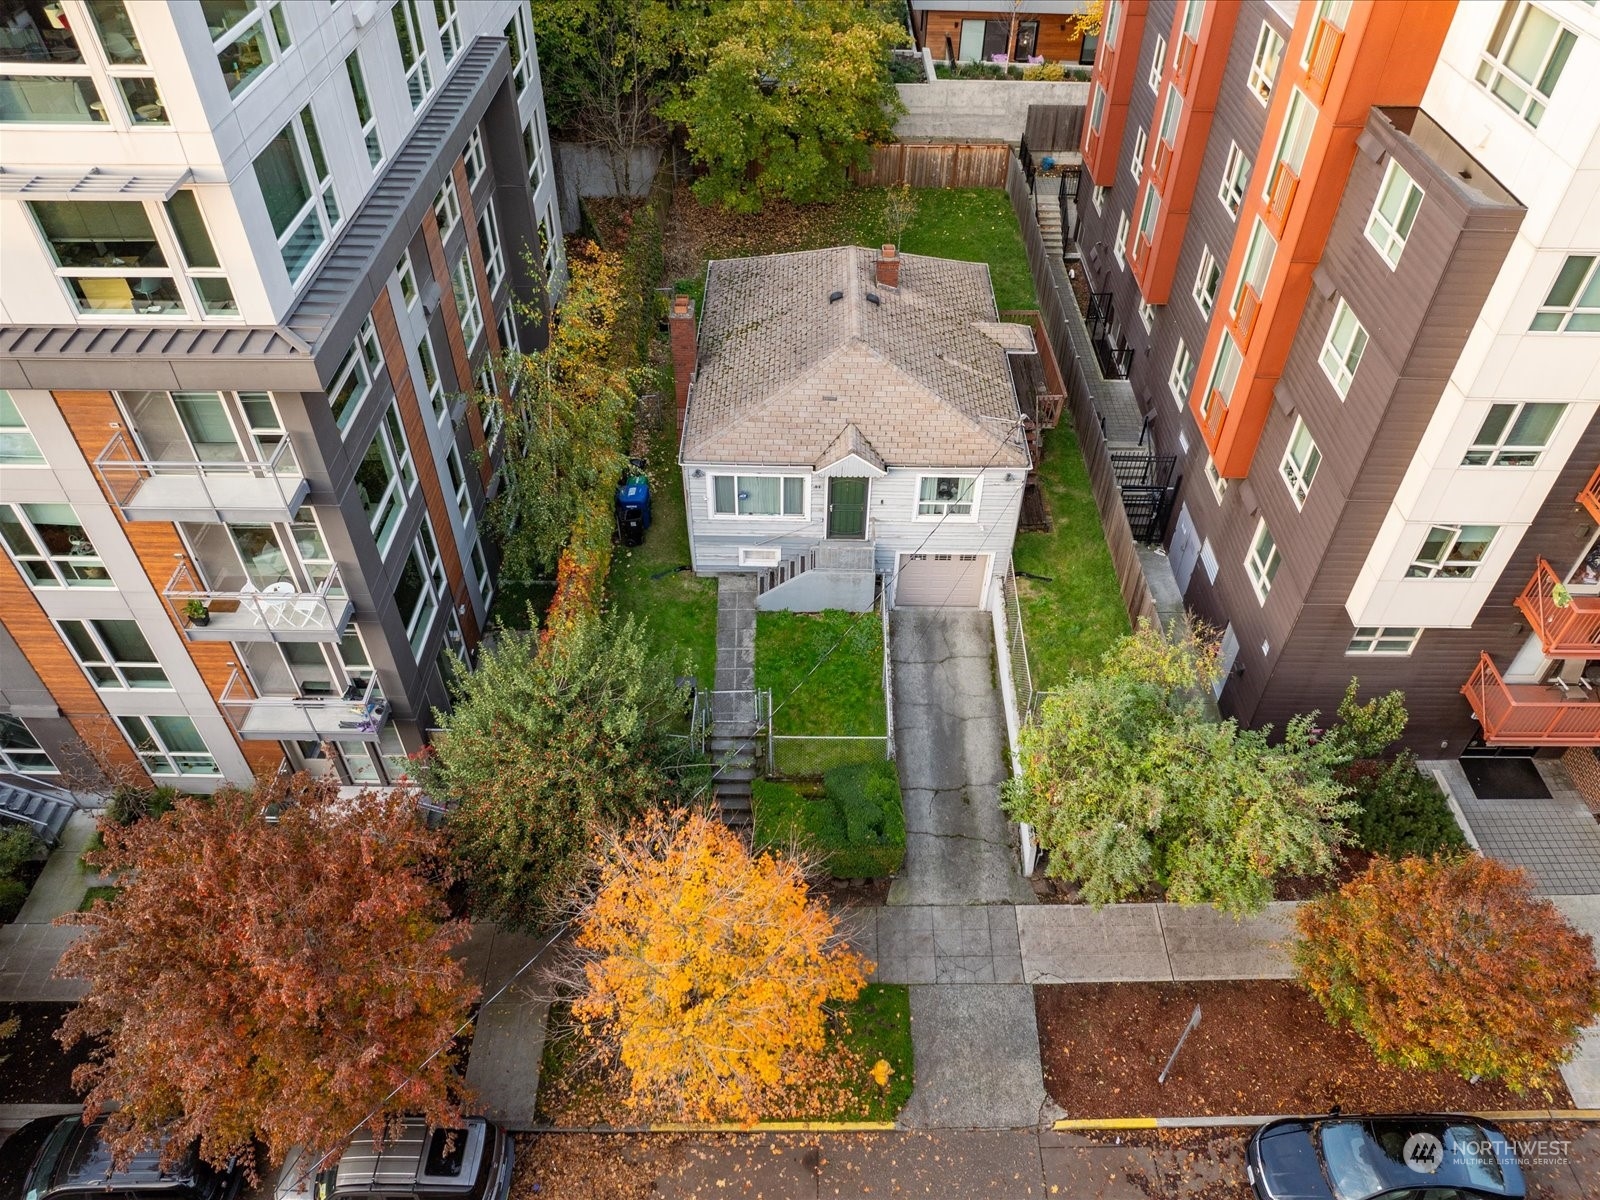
[1202,389,1226,438]
[1516,558,1600,657]
[1151,138,1173,185]
[1134,230,1152,265]
[1173,36,1197,87]
[1304,17,1345,100]
[1462,653,1600,747]
[1232,285,1262,350]
[1580,465,1600,524]
[164,561,354,644]
[220,669,391,743]
[1265,161,1299,234]
[95,432,309,523]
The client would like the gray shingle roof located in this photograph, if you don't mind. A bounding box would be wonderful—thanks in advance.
[681,247,1031,469]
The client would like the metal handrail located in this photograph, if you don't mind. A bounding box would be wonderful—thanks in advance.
[94,430,303,516]
[165,560,349,636]
[220,667,388,734]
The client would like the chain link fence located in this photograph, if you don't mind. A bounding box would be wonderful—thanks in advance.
[1002,560,1036,718]
[768,734,889,779]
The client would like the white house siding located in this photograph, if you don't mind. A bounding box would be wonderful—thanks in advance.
[683,464,1026,606]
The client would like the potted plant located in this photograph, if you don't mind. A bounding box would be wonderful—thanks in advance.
[183,598,210,627]
[1552,581,1574,609]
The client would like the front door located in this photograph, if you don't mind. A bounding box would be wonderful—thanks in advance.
[827,477,867,540]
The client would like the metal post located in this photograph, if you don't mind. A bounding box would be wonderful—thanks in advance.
[1158,1005,1202,1085]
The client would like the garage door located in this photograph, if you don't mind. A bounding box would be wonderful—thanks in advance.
[895,553,989,607]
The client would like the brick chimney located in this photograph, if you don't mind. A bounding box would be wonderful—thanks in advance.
[669,293,697,425]
[876,244,900,289]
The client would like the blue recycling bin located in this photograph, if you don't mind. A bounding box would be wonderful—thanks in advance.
[615,474,651,546]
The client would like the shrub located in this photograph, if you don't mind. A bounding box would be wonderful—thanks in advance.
[1341,755,1468,857]
[752,761,905,878]
[1022,62,1067,81]
[0,878,27,924]
[104,783,177,827]
[1293,854,1600,1092]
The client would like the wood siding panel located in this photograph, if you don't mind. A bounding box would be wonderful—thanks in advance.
[918,11,1086,63]
[369,291,481,648]
[421,213,475,397]
[50,390,284,778]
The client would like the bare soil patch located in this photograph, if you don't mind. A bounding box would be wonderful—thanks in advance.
[1036,980,1573,1118]
[0,1001,93,1103]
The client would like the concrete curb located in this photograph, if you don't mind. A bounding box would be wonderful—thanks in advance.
[522,1122,898,1135]
[1053,1109,1600,1131]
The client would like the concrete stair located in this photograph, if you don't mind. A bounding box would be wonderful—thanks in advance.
[0,780,77,848]
[709,732,758,828]
[1035,175,1063,260]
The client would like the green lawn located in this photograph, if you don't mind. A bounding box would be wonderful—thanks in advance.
[79,885,117,912]
[756,609,886,737]
[1011,422,1129,692]
[832,984,914,1121]
[606,413,718,692]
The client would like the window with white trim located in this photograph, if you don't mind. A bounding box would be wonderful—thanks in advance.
[463,128,486,188]
[1089,84,1106,134]
[205,0,289,100]
[1092,184,1108,215]
[0,715,55,774]
[1531,255,1600,332]
[1,391,43,465]
[1279,417,1321,507]
[1219,142,1250,217]
[1129,127,1148,181]
[1231,219,1276,318]
[391,0,432,109]
[1104,0,1122,48]
[0,502,111,588]
[1138,298,1155,331]
[1462,402,1566,466]
[1113,210,1130,269]
[1149,35,1166,91]
[433,0,460,63]
[417,332,446,421]
[522,118,544,192]
[505,2,534,95]
[1267,89,1317,197]
[1247,23,1285,103]
[346,48,382,168]
[356,406,416,555]
[1347,626,1422,656]
[84,1,166,124]
[117,714,218,777]
[1203,332,1243,415]
[539,203,563,279]
[1169,340,1195,405]
[253,108,339,283]
[1193,246,1220,316]
[1204,456,1227,502]
[1364,160,1423,269]
[478,364,503,448]
[1407,524,1498,579]
[433,181,460,241]
[711,475,806,517]
[477,199,505,293]
[1156,83,1181,151]
[453,252,483,350]
[329,317,382,433]
[1318,299,1368,398]
[1,0,168,128]
[469,537,493,604]
[1476,0,1576,127]
[396,520,446,658]
[1178,0,1203,43]
[917,476,978,517]
[1135,184,1160,248]
[396,251,418,309]
[445,444,471,523]
[1245,519,1281,602]
[497,306,519,356]
[59,619,168,690]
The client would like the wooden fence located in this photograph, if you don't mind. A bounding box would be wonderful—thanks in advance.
[1004,156,1161,629]
[1023,104,1085,154]
[851,141,1011,188]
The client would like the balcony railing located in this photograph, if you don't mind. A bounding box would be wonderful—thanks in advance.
[1265,161,1300,234]
[164,561,354,644]
[95,431,309,523]
[1202,389,1226,439]
[1516,558,1600,657]
[1173,36,1197,87]
[220,669,391,743]
[1580,465,1600,524]
[1462,653,1600,746]
[1151,138,1173,184]
[1134,230,1152,265]
[1232,284,1262,349]
[1304,17,1345,100]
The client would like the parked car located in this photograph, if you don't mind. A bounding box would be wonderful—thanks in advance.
[0,1114,244,1200]
[1247,1115,1526,1200]
[273,1117,513,1200]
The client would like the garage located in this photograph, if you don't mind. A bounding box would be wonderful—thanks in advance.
[894,552,990,608]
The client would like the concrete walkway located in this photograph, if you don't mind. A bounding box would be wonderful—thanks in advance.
[459,923,555,1131]
[885,610,1044,1131]
[1429,758,1600,894]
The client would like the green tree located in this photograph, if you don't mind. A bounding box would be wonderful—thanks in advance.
[484,244,635,584]
[1003,623,1357,913]
[660,0,906,212]
[425,612,678,930]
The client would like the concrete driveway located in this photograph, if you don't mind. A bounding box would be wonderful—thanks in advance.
[887,608,1033,908]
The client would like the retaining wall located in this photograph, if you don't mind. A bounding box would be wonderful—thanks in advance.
[893,80,1090,144]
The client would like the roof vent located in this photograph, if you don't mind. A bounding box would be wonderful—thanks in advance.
[865,293,881,306]
[828,290,844,303]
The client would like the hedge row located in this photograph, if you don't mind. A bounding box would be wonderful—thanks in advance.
[752,760,906,878]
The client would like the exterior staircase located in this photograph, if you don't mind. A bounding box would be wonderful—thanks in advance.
[0,776,79,847]
[711,576,760,828]
[1035,173,1064,261]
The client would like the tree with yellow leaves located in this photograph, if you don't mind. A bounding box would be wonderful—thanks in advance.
[568,809,870,1122]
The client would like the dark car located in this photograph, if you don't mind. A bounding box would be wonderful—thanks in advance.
[274,1117,513,1200]
[0,1114,243,1200]
[1247,1115,1526,1200]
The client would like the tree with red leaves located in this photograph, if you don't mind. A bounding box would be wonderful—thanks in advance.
[55,775,477,1177]
[1293,853,1600,1091]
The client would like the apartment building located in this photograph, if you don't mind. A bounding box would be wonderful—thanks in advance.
[0,0,563,791]
[1076,0,1600,754]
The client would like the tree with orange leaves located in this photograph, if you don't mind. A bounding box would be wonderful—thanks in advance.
[1293,853,1600,1092]
[55,775,476,1178]
[568,810,870,1121]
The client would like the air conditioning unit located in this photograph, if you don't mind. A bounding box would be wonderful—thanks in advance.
[739,546,782,567]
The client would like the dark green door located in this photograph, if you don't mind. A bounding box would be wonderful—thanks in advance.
[827,477,867,539]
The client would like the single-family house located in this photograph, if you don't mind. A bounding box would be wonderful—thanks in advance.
[673,245,1037,611]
